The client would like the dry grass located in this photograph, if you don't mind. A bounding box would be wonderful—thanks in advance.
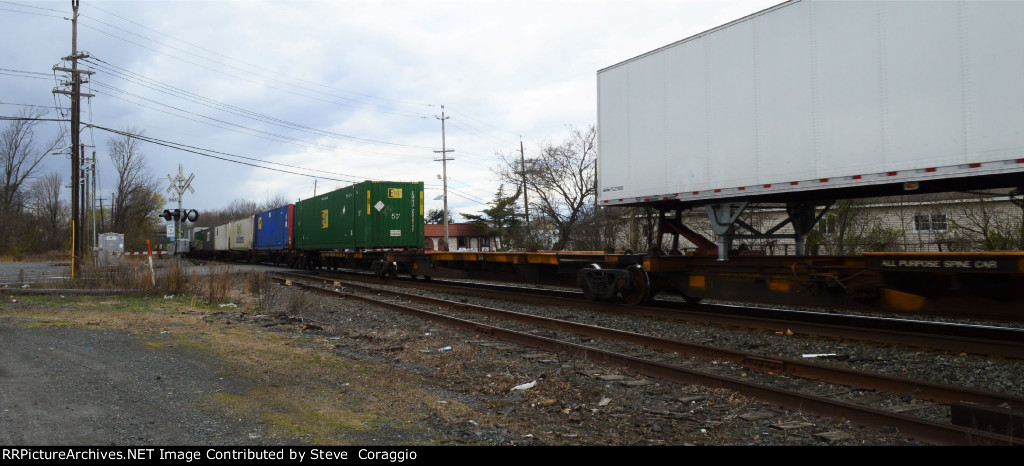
[203,265,235,303]
[75,261,156,291]
[0,294,468,444]
[286,287,313,315]
[162,257,189,294]
[246,272,279,310]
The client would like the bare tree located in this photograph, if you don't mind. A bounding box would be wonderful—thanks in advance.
[195,195,292,228]
[0,108,63,251]
[108,127,162,248]
[940,192,1023,251]
[26,171,69,250]
[497,125,597,250]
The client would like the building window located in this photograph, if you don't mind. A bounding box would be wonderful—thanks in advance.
[481,236,490,247]
[817,216,837,235]
[913,213,947,232]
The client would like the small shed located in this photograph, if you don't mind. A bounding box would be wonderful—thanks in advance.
[97,232,124,266]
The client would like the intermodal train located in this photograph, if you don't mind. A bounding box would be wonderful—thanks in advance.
[184,178,1024,322]
[188,1,1024,321]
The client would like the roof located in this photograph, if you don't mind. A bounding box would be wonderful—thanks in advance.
[424,223,490,237]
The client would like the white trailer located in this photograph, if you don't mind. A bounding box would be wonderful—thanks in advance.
[214,224,229,251]
[597,0,1024,257]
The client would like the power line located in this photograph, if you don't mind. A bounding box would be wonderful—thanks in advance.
[447,107,528,142]
[2,114,489,206]
[0,71,52,80]
[78,20,430,119]
[90,125,396,183]
[90,79,430,151]
[85,2,431,110]
[0,1,64,13]
[0,6,63,18]
[0,116,69,122]
[83,57,434,151]
[0,68,52,76]
[0,102,70,111]
[89,82,434,160]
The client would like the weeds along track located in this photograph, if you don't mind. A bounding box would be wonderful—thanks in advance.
[269,271,1024,446]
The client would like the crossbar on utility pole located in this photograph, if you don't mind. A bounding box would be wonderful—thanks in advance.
[433,105,454,251]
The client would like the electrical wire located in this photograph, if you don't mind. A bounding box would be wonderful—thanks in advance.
[90,124,409,183]
[78,21,429,119]
[83,57,434,152]
[84,2,430,109]
[0,6,63,18]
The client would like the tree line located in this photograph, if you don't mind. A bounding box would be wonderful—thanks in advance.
[0,109,163,256]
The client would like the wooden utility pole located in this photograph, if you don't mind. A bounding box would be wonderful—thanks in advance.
[433,105,454,251]
[52,0,93,275]
[520,139,529,239]
[99,196,106,233]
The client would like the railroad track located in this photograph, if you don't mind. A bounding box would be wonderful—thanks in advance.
[269,270,1024,446]
[287,267,1024,360]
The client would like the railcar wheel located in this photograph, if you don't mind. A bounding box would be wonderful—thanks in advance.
[620,264,651,306]
[580,263,601,301]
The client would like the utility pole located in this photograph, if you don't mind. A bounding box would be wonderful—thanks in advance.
[98,196,106,234]
[520,139,529,240]
[91,149,97,262]
[433,105,454,251]
[79,144,86,263]
[52,0,93,276]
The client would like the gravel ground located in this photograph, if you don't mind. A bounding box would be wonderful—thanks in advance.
[265,283,923,445]
[360,277,1024,398]
[0,320,297,445]
[308,275,1024,442]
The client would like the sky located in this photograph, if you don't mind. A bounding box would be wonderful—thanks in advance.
[0,0,782,221]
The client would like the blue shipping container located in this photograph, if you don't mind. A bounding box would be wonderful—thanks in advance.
[253,204,293,251]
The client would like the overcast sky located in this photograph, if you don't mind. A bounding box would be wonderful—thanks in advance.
[1,0,781,220]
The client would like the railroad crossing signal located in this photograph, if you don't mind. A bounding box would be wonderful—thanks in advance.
[165,164,196,245]
[167,164,195,199]
[161,209,199,222]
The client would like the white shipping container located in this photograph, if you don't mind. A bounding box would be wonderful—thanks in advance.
[214,224,229,251]
[597,0,1024,206]
[228,217,254,251]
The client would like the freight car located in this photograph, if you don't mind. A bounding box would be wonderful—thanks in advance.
[293,180,424,269]
[252,204,293,265]
[188,180,425,269]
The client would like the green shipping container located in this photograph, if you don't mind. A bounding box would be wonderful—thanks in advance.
[295,180,424,250]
